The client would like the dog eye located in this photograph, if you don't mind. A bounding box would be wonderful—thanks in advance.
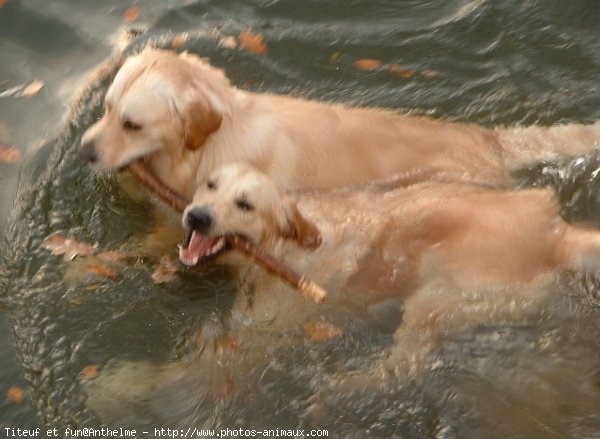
[123,119,142,131]
[207,180,217,190]
[235,199,253,212]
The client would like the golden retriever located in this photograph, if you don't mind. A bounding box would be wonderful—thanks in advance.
[179,162,600,335]
[85,163,600,419]
[80,48,600,198]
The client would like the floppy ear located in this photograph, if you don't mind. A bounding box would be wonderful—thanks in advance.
[283,200,322,249]
[183,98,223,151]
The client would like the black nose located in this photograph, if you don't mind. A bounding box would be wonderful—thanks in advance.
[79,140,98,163]
[186,208,213,234]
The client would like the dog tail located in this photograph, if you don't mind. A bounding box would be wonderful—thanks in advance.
[497,121,600,169]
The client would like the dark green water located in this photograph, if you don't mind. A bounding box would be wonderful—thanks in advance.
[1,0,600,437]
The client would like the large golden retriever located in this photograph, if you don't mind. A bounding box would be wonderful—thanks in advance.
[179,162,600,337]
[80,48,600,198]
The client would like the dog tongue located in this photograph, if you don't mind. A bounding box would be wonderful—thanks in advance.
[179,231,219,266]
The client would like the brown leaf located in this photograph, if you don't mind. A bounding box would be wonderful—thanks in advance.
[171,34,188,49]
[239,31,268,55]
[21,79,44,97]
[7,386,24,404]
[304,319,344,342]
[0,146,21,163]
[353,58,383,71]
[42,234,96,261]
[151,256,179,284]
[85,263,118,280]
[123,6,140,23]
[0,0,10,10]
[81,365,99,379]
[386,64,416,78]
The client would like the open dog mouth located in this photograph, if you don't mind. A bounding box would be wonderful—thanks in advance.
[178,231,230,267]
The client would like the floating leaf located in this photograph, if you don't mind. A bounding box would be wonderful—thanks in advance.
[81,365,99,379]
[171,34,188,49]
[42,234,96,261]
[386,64,416,78]
[0,146,21,163]
[85,263,118,280]
[7,386,24,404]
[123,6,140,22]
[0,0,9,9]
[304,319,344,342]
[353,58,383,71]
[21,80,44,97]
[239,31,268,55]
[151,256,179,284]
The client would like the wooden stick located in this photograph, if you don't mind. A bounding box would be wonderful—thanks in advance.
[128,160,188,212]
[127,160,327,304]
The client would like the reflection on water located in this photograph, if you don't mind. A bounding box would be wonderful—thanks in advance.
[1,0,600,436]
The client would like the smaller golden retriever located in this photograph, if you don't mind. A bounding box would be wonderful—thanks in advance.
[80,48,600,199]
[179,163,600,334]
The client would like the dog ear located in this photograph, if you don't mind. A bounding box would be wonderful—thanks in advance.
[283,201,322,249]
[183,99,223,151]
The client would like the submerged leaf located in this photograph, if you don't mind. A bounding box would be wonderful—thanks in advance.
[7,386,24,404]
[0,146,21,163]
[151,256,179,283]
[304,319,344,342]
[330,51,342,63]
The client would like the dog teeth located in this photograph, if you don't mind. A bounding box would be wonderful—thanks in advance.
[180,255,199,267]
[205,238,225,256]
[178,237,225,266]
[213,238,225,253]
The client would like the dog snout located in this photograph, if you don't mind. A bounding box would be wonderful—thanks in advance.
[79,140,98,163]
[186,207,213,234]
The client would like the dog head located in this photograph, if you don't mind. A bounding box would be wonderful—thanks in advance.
[80,48,228,169]
[179,163,322,266]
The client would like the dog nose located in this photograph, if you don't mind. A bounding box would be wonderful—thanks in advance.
[79,140,98,163]
[186,208,213,234]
